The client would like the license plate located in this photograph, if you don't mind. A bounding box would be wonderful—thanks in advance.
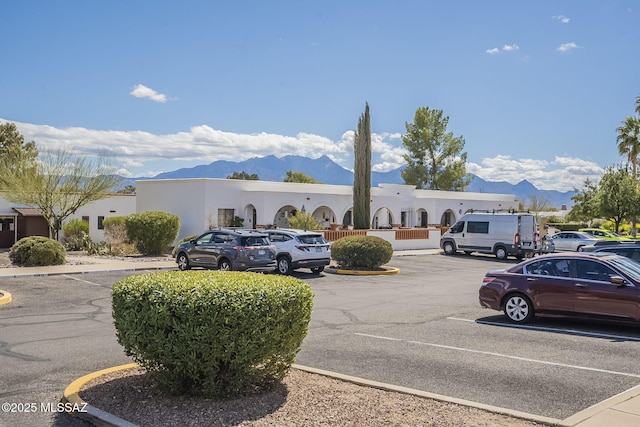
[258,250,265,255]
[315,247,322,252]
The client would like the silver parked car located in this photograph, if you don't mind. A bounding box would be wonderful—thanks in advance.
[548,231,602,252]
[263,228,331,275]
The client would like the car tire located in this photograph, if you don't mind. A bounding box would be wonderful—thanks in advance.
[495,246,508,260]
[443,241,456,255]
[311,266,324,275]
[503,293,534,323]
[177,253,190,271]
[218,258,232,271]
[577,245,585,252]
[277,256,292,275]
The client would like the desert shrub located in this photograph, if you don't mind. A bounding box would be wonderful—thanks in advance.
[172,234,199,257]
[103,216,129,244]
[62,218,91,251]
[287,212,321,230]
[112,270,313,398]
[330,235,393,269]
[125,211,180,256]
[9,236,66,266]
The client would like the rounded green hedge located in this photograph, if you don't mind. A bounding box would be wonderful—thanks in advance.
[125,211,180,256]
[330,235,393,269]
[9,236,66,266]
[112,270,313,398]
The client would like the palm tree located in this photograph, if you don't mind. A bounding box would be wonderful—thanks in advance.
[617,114,640,236]
[636,95,640,116]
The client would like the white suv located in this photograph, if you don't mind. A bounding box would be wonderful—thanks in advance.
[263,228,331,275]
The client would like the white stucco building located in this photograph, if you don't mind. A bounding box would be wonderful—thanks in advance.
[135,178,517,249]
[0,192,135,248]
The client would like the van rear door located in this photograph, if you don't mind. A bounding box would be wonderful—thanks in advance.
[518,215,537,252]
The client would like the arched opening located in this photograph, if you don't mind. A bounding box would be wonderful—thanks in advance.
[273,205,298,228]
[440,209,456,227]
[417,209,428,227]
[311,206,336,229]
[372,207,394,229]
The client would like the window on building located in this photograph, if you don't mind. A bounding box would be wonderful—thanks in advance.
[98,216,105,230]
[218,209,235,227]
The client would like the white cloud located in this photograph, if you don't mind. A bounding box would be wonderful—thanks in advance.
[467,155,604,191]
[129,84,169,103]
[3,119,605,190]
[552,15,571,24]
[557,42,580,52]
[485,44,519,54]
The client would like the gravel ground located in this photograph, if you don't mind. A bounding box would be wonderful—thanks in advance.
[79,366,545,427]
[2,250,548,426]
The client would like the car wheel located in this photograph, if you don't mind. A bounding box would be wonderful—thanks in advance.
[443,241,456,255]
[177,253,190,271]
[277,256,292,275]
[503,293,534,323]
[577,245,585,252]
[218,258,232,271]
[495,246,508,260]
[311,266,324,275]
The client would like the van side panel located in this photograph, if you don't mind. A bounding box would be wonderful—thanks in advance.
[440,213,538,258]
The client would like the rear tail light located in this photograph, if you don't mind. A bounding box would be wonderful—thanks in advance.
[514,233,520,245]
[482,277,496,286]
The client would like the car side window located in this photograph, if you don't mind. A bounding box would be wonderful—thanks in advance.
[576,260,615,282]
[268,233,285,242]
[526,259,572,277]
[212,233,227,244]
[195,233,213,244]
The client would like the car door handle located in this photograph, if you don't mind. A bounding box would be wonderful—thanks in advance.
[575,283,588,288]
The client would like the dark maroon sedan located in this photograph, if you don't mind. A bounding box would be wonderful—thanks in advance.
[479,253,640,324]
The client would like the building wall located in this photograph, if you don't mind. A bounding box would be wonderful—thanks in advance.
[136,178,517,248]
[0,193,136,247]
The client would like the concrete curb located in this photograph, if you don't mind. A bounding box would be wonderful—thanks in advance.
[325,266,400,275]
[63,362,561,427]
[293,364,562,426]
[61,363,140,427]
[0,290,12,305]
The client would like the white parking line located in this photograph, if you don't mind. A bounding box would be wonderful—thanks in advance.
[447,316,640,342]
[355,332,640,379]
[62,275,104,286]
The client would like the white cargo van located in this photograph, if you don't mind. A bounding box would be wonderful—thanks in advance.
[440,212,539,260]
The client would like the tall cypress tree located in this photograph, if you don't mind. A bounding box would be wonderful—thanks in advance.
[353,103,371,229]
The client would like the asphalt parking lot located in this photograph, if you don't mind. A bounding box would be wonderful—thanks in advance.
[2,254,640,425]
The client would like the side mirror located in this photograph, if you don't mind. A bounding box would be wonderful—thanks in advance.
[610,275,628,286]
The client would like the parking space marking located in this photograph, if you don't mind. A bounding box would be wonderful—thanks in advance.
[355,332,640,379]
[62,275,105,286]
[447,316,640,342]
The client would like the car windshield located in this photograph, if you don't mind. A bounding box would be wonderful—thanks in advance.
[607,256,640,282]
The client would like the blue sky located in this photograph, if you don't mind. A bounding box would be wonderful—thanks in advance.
[1,1,639,191]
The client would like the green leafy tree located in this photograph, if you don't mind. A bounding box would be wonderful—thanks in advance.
[353,103,372,230]
[227,171,259,180]
[0,122,38,181]
[116,184,137,194]
[597,165,640,233]
[284,170,321,183]
[0,147,122,240]
[401,107,470,191]
[567,179,601,223]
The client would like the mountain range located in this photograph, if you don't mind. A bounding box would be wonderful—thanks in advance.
[128,155,575,209]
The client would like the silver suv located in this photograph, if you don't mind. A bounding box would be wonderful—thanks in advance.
[263,228,331,275]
